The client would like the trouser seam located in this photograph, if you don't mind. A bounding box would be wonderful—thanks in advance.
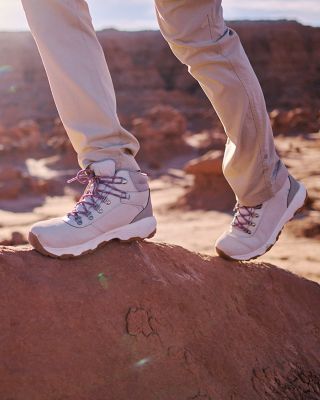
[207,14,213,40]
[163,32,272,199]
[216,31,271,195]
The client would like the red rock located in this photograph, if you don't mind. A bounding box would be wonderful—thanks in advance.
[46,117,78,168]
[0,166,23,199]
[185,130,226,152]
[15,119,41,148]
[0,242,319,399]
[1,22,319,131]
[270,108,319,135]
[286,215,320,240]
[185,150,224,176]
[131,105,191,168]
[0,119,41,152]
[28,177,51,195]
[0,165,56,199]
[177,150,235,211]
[0,232,27,246]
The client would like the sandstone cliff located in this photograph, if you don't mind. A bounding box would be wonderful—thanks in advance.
[0,21,319,130]
[0,242,319,400]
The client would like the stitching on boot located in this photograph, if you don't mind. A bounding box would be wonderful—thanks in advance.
[130,191,153,224]
[129,171,149,192]
[287,175,300,207]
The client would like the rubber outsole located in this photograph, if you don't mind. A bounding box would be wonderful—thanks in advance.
[215,191,308,262]
[28,229,157,260]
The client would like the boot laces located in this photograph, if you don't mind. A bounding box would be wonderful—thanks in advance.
[66,169,128,220]
[231,203,262,234]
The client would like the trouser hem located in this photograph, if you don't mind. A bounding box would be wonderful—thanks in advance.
[81,152,140,172]
[236,164,289,206]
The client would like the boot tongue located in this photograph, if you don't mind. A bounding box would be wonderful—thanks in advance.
[90,159,116,177]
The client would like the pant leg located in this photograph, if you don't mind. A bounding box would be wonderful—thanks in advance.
[21,0,140,171]
[155,0,288,206]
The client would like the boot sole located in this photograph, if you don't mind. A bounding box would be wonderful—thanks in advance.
[216,186,308,262]
[29,216,157,259]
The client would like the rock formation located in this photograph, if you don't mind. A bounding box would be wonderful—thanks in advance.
[45,117,78,168]
[276,133,320,240]
[270,108,319,135]
[0,165,50,200]
[0,231,27,246]
[0,22,319,130]
[0,119,41,153]
[0,242,319,400]
[176,150,235,210]
[132,105,191,168]
[286,215,320,240]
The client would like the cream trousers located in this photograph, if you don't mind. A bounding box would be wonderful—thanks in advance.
[21,0,288,206]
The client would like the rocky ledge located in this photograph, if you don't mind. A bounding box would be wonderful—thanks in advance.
[0,242,319,400]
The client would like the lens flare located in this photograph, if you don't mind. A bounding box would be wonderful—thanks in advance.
[0,65,13,75]
[134,357,151,368]
[8,85,17,93]
[97,272,108,289]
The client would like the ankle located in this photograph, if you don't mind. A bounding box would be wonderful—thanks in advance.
[115,154,140,172]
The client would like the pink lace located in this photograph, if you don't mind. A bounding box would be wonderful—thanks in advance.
[232,203,262,234]
[67,169,128,219]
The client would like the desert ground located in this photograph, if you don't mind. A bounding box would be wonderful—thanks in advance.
[0,130,319,283]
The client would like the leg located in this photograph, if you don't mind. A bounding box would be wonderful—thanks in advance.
[21,0,140,171]
[155,0,288,206]
[22,0,156,258]
[155,0,307,261]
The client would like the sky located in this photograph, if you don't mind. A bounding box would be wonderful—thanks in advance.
[0,0,319,31]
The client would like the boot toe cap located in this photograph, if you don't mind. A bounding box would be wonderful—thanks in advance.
[215,232,253,260]
[29,218,75,248]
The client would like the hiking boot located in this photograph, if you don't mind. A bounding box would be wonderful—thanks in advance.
[29,160,157,258]
[215,175,307,261]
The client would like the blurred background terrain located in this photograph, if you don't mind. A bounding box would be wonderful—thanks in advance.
[0,5,319,281]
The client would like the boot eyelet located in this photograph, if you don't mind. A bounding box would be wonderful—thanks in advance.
[251,223,256,227]
[122,179,127,184]
[247,230,252,235]
[106,200,111,205]
[255,214,259,218]
[76,218,82,226]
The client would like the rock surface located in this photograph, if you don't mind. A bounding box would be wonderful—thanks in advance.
[0,242,319,400]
